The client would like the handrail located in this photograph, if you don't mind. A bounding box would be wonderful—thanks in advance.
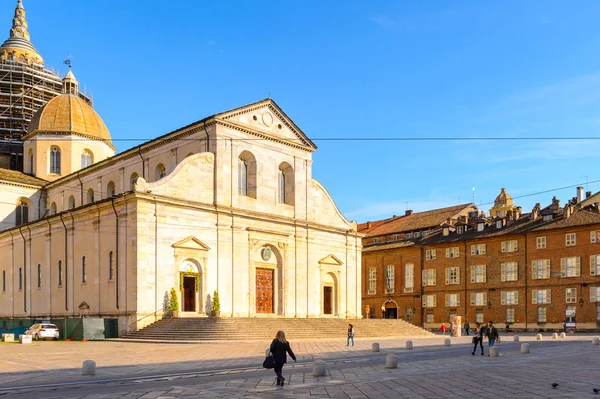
[127,309,166,333]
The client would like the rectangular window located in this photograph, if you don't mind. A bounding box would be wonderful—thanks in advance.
[476,309,484,324]
[532,259,550,280]
[501,291,519,305]
[58,260,63,286]
[496,220,503,229]
[238,159,247,196]
[537,307,547,323]
[445,247,460,258]
[536,237,546,249]
[37,264,41,288]
[445,293,460,307]
[501,240,518,253]
[506,308,515,323]
[2,270,5,292]
[500,262,518,282]
[422,269,437,286]
[109,251,114,281]
[18,267,22,291]
[404,263,414,293]
[591,255,600,276]
[385,265,395,294]
[543,214,553,222]
[406,232,413,239]
[445,267,460,285]
[591,230,600,244]
[566,288,577,304]
[591,287,600,303]
[425,249,436,260]
[426,310,434,324]
[368,267,376,294]
[470,244,486,256]
[470,265,487,283]
[422,294,437,308]
[414,231,421,238]
[457,226,463,234]
[82,256,87,284]
[470,292,488,306]
[532,289,551,304]
[566,233,576,247]
[392,234,399,241]
[560,256,581,278]
[477,223,484,232]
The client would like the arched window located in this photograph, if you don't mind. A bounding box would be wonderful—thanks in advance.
[106,181,115,198]
[49,146,61,175]
[81,256,86,283]
[130,173,139,191]
[155,164,166,181]
[27,149,33,174]
[81,150,93,169]
[37,264,41,288]
[16,201,28,225]
[50,202,57,215]
[87,189,95,204]
[238,151,257,198]
[68,195,76,210]
[278,162,294,205]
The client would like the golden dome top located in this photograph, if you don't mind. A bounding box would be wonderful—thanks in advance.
[24,94,114,148]
[0,0,43,65]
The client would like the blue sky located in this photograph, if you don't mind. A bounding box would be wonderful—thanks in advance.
[5,1,600,222]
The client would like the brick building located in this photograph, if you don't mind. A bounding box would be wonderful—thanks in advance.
[361,188,600,331]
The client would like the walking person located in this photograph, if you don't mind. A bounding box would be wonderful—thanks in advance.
[270,331,297,386]
[471,322,484,356]
[485,320,499,356]
[440,322,447,335]
[464,320,470,336]
[346,324,355,347]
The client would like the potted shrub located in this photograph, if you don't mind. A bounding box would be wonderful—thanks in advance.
[211,290,221,317]
[168,287,179,318]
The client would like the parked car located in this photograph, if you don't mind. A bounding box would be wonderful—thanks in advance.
[26,323,60,340]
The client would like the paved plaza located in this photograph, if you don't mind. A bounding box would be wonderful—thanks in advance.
[0,334,599,398]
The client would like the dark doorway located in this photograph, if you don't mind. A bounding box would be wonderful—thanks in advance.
[385,307,397,319]
[323,286,333,314]
[183,276,196,312]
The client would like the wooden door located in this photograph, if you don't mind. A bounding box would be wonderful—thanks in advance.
[256,268,273,313]
[323,286,333,314]
[183,276,196,312]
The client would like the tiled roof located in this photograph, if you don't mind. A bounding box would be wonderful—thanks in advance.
[530,208,600,231]
[364,204,476,237]
[0,168,46,187]
[363,241,416,252]
[357,218,391,233]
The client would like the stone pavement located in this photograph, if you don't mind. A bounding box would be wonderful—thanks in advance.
[1,334,599,398]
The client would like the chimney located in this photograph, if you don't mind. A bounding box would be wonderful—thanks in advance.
[565,203,573,218]
[531,203,541,220]
[405,210,413,216]
[367,222,372,229]
[515,206,522,220]
[587,191,593,199]
[577,187,584,203]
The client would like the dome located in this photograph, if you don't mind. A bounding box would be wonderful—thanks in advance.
[24,94,113,147]
[494,188,513,207]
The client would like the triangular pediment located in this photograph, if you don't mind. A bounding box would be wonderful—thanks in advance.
[319,254,343,266]
[172,236,211,251]
[216,99,317,152]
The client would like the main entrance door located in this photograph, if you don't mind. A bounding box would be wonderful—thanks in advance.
[183,276,196,312]
[323,286,333,314]
[256,268,273,313]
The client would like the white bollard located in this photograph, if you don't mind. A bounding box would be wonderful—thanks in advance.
[552,333,558,340]
[385,354,398,369]
[513,335,519,342]
[536,334,543,341]
[312,360,327,377]
[444,338,451,347]
[520,343,530,354]
[372,343,380,352]
[82,360,96,376]
[405,340,413,350]
[2,333,14,342]
[489,347,499,357]
[560,332,566,339]
[593,337,600,346]
[19,334,32,344]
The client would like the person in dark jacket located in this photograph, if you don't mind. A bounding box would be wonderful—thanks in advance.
[269,330,297,386]
[471,322,484,356]
[463,320,470,336]
[485,320,499,355]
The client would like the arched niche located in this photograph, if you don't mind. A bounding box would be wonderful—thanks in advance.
[172,237,209,315]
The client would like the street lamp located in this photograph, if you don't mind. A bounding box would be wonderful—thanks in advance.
[579,297,585,308]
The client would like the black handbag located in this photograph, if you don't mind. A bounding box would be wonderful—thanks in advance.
[472,337,477,344]
[263,353,275,369]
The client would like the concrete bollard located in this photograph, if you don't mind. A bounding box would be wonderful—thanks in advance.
[312,360,327,377]
[385,354,398,369]
[372,343,380,352]
[513,335,519,342]
[552,333,558,340]
[2,333,14,342]
[593,337,600,346]
[444,338,451,347]
[19,334,32,344]
[560,332,566,339]
[82,360,96,376]
[405,340,413,350]
[489,347,499,357]
[520,343,530,354]
[536,334,543,341]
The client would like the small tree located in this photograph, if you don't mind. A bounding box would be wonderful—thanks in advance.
[168,287,179,312]
[211,290,221,316]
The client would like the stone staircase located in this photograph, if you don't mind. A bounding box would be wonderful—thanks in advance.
[122,317,433,341]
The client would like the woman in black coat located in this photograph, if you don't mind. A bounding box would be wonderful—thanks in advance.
[269,330,297,386]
